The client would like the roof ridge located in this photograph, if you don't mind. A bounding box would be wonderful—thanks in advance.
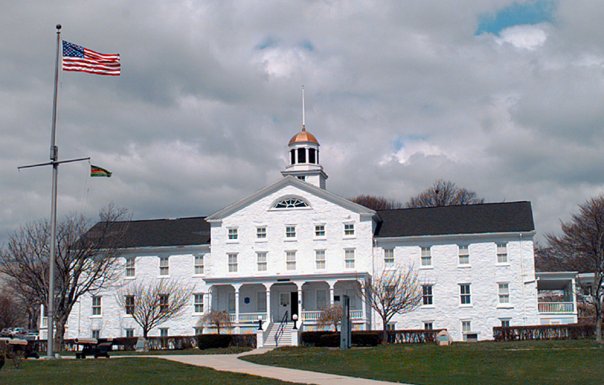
[377,201,530,213]
[109,216,207,224]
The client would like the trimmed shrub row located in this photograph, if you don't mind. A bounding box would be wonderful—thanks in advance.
[301,331,382,347]
[493,324,595,341]
[196,334,256,350]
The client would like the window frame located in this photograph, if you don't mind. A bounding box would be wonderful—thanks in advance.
[344,248,355,269]
[159,256,169,276]
[159,294,169,313]
[344,223,355,237]
[458,245,470,266]
[422,285,433,306]
[285,225,297,239]
[420,247,432,267]
[314,224,326,238]
[125,295,135,315]
[92,296,102,316]
[286,251,296,270]
[227,228,238,241]
[257,251,268,272]
[256,226,267,239]
[498,282,510,304]
[228,253,238,273]
[459,283,472,305]
[384,248,395,268]
[315,249,326,270]
[125,257,135,277]
[194,293,204,314]
[424,322,434,330]
[194,254,204,275]
[497,242,509,264]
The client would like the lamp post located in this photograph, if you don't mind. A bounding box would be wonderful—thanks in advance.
[257,315,263,331]
[292,314,298,330]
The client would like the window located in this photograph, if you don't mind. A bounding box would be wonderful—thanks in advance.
[424,322,434,330]
[92,329,100,339]
[297,147,306,163]
[159,256,169,276]
[228,228,238,240]
[309,148,316,163]
[228,253,238,272]
[501,319,510,328]
[257,252,267,271]
[125,295,135,315]
[458,245,470,265]
[160,328,168,337]
[92,296,102,316]
[344,223,355,236]
[194,255,204,275]
[297,176,306,181]
[315,250,326,270]
[159,294,169,313]
[462,320,472,333]
[345,249,355,269]
[285,226,296,238]
[228,293,235,312]
[384,249,394,268]
[460,284,471,305]
[315,224,325,237]
[286,251,296,270]
[290,149,295,164]
[274,198,308,209]
[125,257,135,277]
[497,243,508,263]
[257,291,267,312]
[316,290,327,309]
[194,294,204,313]
[422,285,433,305]
[256,226,267,239]
[194,327,203,336]
[498,283,510,304]
[386,323,396,331]
[125,328,134,338]
[421,247,432,267]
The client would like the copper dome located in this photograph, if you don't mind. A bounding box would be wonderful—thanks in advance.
[288,127,319,145]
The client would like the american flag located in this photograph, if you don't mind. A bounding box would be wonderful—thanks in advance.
[62,41,120,76]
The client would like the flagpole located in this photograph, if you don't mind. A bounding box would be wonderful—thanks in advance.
[47,23,61,359]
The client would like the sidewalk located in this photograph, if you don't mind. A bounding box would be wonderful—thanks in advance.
[157,348,411,385]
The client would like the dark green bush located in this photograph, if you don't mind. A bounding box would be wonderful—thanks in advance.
[352,331,382,346]
[197,334,232,349]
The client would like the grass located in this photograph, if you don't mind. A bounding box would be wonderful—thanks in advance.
[243,339,604,385]
[0,357,293,385]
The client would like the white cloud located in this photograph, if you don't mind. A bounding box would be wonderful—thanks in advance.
[496,24,548,50]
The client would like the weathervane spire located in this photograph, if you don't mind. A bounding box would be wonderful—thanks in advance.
[301,85,306,131]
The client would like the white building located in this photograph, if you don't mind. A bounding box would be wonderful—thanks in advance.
[52,124,554,343]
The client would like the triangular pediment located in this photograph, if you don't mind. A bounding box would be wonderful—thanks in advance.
[206,176,375,222]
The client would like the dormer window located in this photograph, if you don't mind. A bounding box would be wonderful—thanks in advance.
[274,197,309,209]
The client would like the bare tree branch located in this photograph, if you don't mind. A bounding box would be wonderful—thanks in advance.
[116,279,193,340]
[317,304,343,332]
[199,310,232,334]
[359,266,422,342]
[546,195,604,341]
[350,195,404,210]
[406,179,484,208]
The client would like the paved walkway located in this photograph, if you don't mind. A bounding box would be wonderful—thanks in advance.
[157,348,410,385]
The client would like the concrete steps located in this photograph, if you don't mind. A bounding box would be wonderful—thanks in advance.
[264,321,296,347]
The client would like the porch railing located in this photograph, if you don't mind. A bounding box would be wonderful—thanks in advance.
[227,312,268,323]
[538,302,574,313]
[301,309,364,321]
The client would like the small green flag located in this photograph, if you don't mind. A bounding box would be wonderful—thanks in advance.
[91,165,112,177]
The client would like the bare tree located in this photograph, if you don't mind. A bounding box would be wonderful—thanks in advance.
[360,266,422,342]
[350,195,404,210]
[317,304,343,332]
[199,310,232,334]
[0,205,128,350]
[0,292,25,331]
[406,179,484,208]
[116,279,193,341]
[546,195,604,341]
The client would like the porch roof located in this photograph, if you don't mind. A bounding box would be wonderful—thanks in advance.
[204,272,370,285]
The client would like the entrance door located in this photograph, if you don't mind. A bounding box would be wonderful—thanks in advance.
[291,291,299,321]
[278,292,290,321]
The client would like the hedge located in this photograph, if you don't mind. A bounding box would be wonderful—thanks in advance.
[196,334,256,350]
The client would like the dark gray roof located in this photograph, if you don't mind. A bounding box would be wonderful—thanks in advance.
[375,201,534,238]
[89,216,210,248]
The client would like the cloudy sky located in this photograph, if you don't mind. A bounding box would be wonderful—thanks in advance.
[2,0,603,245]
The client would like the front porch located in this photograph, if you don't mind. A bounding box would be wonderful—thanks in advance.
[203,273,371,333]
[536,271,578,325]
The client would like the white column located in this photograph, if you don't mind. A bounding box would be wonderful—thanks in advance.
[297,285,303,318]
[329,282,335,305]
[205,289,212,314]
[234,285,241,334]
[360,284,367,331]
[263,283,271,323]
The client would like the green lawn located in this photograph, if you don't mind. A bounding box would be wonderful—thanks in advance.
[243,339,604,385]
[0,357,293,385]
[60,346,252,356]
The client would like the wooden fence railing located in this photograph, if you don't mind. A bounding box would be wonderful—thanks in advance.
[493,324,594,341]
